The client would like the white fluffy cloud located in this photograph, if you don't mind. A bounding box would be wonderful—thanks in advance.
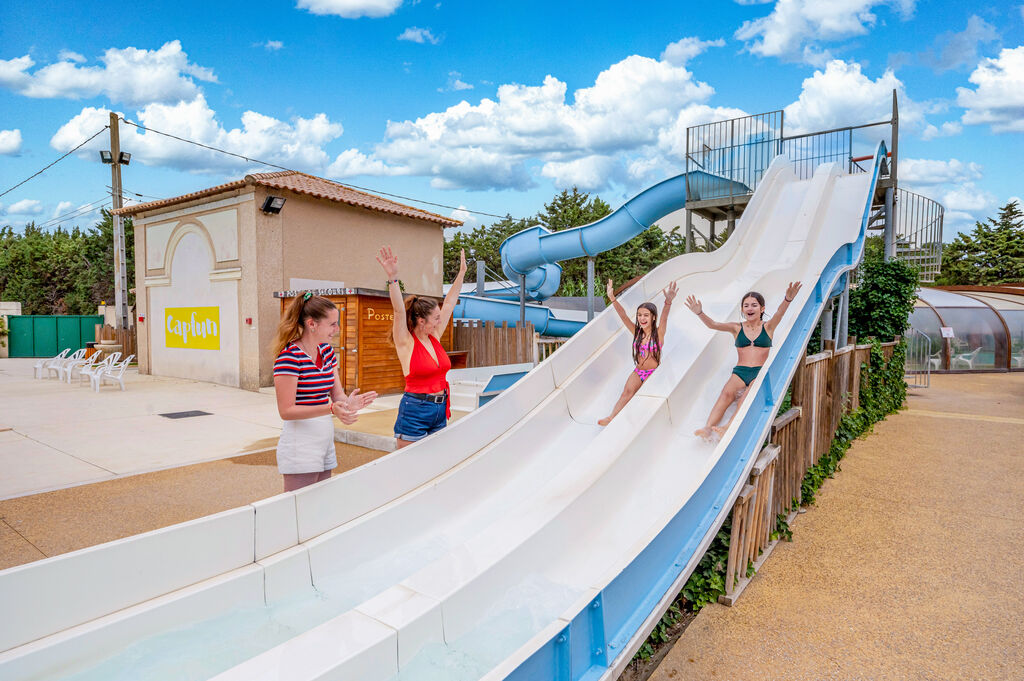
[0,41,216,107]
[921,121,962,140]
[52,201,75,218]
[57,50,86,63]
[957,46,1024,133]
[437,71,473,92]
[398,27,440,44]
[735,0,916,65]
[297,0,402,18]
[6,199,43,215]
[942,182,997,214]
[326,148,396,178]
[261,40,284,51]
[51,95,344,175]
[783,60,922,136]
[660,37,725,66]
[367,49,723,191]
[899,158,982,186]
[0,128,22,155]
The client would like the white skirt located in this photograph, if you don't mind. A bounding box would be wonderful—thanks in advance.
[276,415,337,474]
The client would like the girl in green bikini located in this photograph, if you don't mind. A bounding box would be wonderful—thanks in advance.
[685,282,802,440]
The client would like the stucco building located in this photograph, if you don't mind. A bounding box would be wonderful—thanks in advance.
[114,171,461,391]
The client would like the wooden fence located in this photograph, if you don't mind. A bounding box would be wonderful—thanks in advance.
[94,324,138,361]
[534,335,568,364]
[720,338,898,605]
[452,320,535,367]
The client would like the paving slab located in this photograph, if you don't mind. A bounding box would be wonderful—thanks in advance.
[0,358,404,498]
[650,372,1024,681]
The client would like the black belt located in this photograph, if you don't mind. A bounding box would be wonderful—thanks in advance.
[406,391,446,404]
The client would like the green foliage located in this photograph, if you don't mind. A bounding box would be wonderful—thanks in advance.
[0,211,135,315]
[937,201,1024,285]
[443,187,689,290]
[681,521,731,612]
[848,253,919,342]
[0,315,7,348]
[801,339,906,506]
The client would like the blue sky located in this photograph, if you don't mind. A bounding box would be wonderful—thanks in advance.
[1,0,1022,239]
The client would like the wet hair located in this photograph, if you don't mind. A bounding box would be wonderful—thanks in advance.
[632,302,661,365]
[388,295,440,344]
[741,291,766,320]
[272,293,337,357]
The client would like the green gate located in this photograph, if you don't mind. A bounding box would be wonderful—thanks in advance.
[7,315,103,358]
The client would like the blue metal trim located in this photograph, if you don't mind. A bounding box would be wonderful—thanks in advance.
[502,142,886,681]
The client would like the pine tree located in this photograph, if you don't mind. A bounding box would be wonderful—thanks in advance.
[937,201,1024,285]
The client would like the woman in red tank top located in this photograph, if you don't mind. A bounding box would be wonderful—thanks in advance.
[377,245,467,448]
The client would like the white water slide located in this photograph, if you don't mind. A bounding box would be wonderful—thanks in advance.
[0,146,886,681]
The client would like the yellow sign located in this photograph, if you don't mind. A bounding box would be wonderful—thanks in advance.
[166,307,220,349]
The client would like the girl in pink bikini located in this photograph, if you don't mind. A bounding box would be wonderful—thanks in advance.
[599,278,678,426]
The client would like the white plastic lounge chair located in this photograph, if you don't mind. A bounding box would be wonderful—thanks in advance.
[45,348,85,379]
[78,353,119,386]
[90,354,134,392]
[34,349,69,379]
[62,351,109,383]
[927,348,943,370]
[1013,349,1024,369]
[952,346,982,369]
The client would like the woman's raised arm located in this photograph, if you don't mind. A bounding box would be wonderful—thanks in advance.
[766,281,802,334]
[685,294,739,333]
[607,279,637,333]
[658,281,678,345]
[438,249,467,332]
[376,246,411,349]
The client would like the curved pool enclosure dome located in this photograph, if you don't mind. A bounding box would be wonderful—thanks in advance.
[909,285,1024,372]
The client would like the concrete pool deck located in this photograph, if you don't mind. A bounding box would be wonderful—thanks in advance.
[650,372,1024,681]
[0,358,400,500]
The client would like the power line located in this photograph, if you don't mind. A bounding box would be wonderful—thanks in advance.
[117,117,515,221]
[0,128,108,199]
[107,184,164,201]
[36,197,110,230]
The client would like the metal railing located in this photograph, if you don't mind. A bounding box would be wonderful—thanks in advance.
[895,189,944,283]
[904,326,932,388]
[684,111,895,202]
[685,110,783,203]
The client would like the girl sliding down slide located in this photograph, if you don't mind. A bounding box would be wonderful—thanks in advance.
[599,279,678,426]
[686,282,802,440]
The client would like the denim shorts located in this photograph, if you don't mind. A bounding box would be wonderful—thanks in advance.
[394,393,448,442]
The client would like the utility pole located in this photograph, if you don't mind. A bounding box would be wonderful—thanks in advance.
[108,112,129,330]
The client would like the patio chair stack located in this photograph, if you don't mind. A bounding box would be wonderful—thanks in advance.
[31,348,134,391]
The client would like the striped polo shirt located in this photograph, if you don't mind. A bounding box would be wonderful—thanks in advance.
[273,342,338,405]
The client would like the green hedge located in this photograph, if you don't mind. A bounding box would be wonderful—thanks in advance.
[632,338,907,662]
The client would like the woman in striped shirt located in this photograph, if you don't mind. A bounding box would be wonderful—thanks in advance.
[272,292,377,492]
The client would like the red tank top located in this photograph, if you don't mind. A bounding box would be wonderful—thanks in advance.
[405,334,452,417]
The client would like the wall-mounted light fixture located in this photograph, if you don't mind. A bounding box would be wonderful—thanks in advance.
[261,196,286,214]
[119,151,131,165]
[99,150,113,164]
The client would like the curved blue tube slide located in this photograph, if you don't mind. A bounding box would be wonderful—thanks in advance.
[454,170,748,336]
[499,171,749,300]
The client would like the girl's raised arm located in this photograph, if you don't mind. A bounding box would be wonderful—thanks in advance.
[658,281,677,345]
[438,249,467,332]
[685,294,739,333]
[607,279,637,333]
[376,246,411,350]
[766,281,802,334]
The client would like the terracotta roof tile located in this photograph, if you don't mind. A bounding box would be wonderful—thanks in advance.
[113,171,462,227]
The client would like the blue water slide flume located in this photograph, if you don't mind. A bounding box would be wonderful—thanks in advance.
[501,142,889,681]
[454,171,750,336]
